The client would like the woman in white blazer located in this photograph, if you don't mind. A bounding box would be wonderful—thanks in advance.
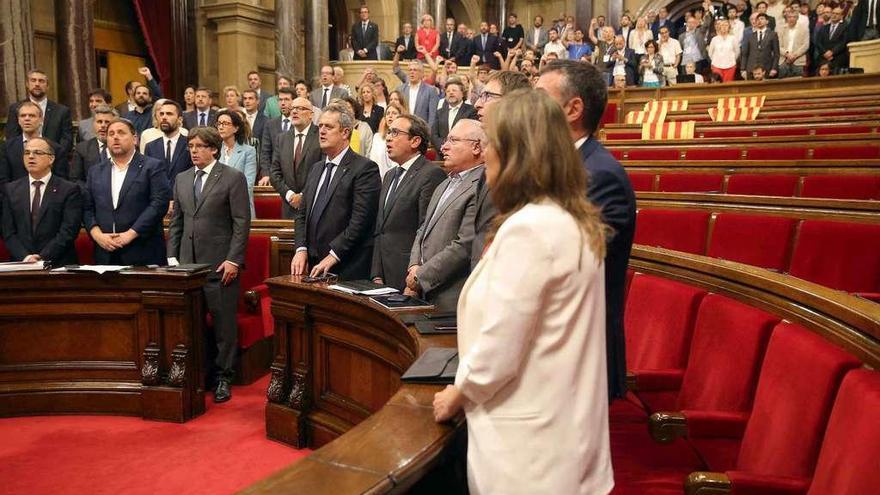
[215,109,257,218]
[433,89,613,494]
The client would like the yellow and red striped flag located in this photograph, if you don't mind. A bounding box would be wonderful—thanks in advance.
[708,106,762,122]
[641,120,697,140]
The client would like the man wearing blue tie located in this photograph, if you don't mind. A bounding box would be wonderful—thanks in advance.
[183,88,217,130]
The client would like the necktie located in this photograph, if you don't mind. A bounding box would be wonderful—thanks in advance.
[321,88,329,108]
[448,32,453,53]
[384,166,405,212]
[165,139,172,162]
[282,118,290,132]
[830,23,836,38]
[293,133,304,167]
[308,162,336,244]
[100,143,106,160]
[193,169,205,204]
[363,23,368,35]
[199,112,206,126]
[758,30,763,45]
[31,180,43,231]
[428,174,461,227]
[482,34,487,50]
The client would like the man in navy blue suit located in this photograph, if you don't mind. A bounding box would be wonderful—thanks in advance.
[83,118,171,266]
[537,60,636,401]
[144,100,192,187]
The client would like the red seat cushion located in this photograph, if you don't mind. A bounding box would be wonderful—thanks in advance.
[658,173,723,193]
[253,194,282,219]
[625,148,681,161]
[0,239,10,261]
[75,232,95,265]
[240,234,271,293]
[635,209,711,254]
[707,213,797,271]
[726,174,798,196]
[813,125,872,135]
[746,147,807,160]
[699,129,753,139]
[807,369,880,495]
[812,145,880,160]
[237,313,266,349]
[788,220,880,292]
[800,175,880,200]
[735,323,860,480]
[627,172,655,191]
[683,148,741,160]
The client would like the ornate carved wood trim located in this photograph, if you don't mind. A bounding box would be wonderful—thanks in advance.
[141,342,161,385]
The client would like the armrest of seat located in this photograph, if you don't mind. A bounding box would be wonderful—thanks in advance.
[682,410,750,439]
[723,471,810,495]
[244,284,270,313]
[628,369,684,392]
[648,411,688,443]
[685,471,730,495]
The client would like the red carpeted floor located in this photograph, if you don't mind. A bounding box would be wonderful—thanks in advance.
[0,376,309,495]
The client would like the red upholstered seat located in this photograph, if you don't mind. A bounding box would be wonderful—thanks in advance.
[625,274,706,411]
[812,145,880,160]
[634,209,711,254]
[424,149,437,161]
[722,323,860,491]
[610,149,624,160]
[800,174,880,200]
[253,194,283,219]
[605,131,642,140]
[627,172,655,192]
[788,220,880,292]
[754,127,812,137]
[658,173,723,193]
[682,148,741,161]
[707,213,797,271]
[699,129,753,138]
[813,125,873,135]
[0,239,10,262]
[75,231,95,265]
[625,149,680,161]
[746,147,807,160]
[726,174,799,196]
[599,102,617,128]
[807,369,880,495]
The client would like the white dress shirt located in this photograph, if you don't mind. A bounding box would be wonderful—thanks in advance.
[164,132,181,161]
[29,171,52,211]
[447,103,462,132]
[408,84,420,114]
[284,124,313,203]
[246,110,258,131]
[110,153,135,211]
[194,160,216,195]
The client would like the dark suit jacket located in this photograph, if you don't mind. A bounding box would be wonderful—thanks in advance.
[651,19,676,39]
[1,174,82,265]
[0,137,69,184]
[259,116,290,177]
[167,163,250,268]
[257,89,272,114]
[71,138,105,183]
[251,112,268,152]
[270,124,322,219]
[605,47,640,86]
[815,22,849,69]
[430,102,478,150]
[294,148,381,280]
[741,29,781,73]
[309,86,348,110]
[182,109,218,130]
[471,33,501,69]
[470,168,497,269]
[144,135,194,186]
[395,35,419,60]
[5,100,73,155]
[351,21,380,60]
[370,156,446,290]
[83,153,171,265]
[579,137,637,401]
[849,0,880,41]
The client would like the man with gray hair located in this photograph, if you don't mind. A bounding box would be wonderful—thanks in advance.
[71,104,118,183]
[405,119,484,311]
[291,102,380,280]
[392,54,439,131]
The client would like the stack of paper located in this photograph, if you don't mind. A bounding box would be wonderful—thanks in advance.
[0,261,45,273]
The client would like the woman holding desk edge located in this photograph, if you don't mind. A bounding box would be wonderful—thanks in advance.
[433,89,613,494]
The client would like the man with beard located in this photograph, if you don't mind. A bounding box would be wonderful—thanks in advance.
[144,100,193,187]
[5,69,73,156]
[71,104,117,183]
[124,83,158,136]
[431,79,477,150]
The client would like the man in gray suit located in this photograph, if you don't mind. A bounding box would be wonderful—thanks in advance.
[371,115,446,290]
[167,126,251,403]
[259,87,295,180]
[524,15,549,53]
[405,119,483,311]
[392,56,440,132]
[741,13,780,78]
[269,96,322,219]
[309,65,348,110]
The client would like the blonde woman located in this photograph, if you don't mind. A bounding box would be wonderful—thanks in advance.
[415,14,440,60]
[369,101,406,178]
[707,19,739,82]
[358,83,385,133]
[433,89,612,494]
[629,17,654,55]
[223,85,242,112]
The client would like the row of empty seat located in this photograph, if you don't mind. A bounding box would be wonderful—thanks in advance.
[627,172,880,200]
[604,124,879,141]
[608,142,880,161]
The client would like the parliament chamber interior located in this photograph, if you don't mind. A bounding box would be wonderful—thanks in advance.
[1,1,878,494]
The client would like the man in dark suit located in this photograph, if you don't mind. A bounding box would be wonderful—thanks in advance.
[605,35,639,86]
[453,23,474,66]
[651,7,676,38]
[431,79,477,150]
[5,69,73,156]
[183,87,217,130]
[246,70,272,113]
[439,17,461,61]
[741,13,781,78]
[537,60,636,401]
[472,21,501,69]
[167,126,250,402]
[371,115,446,290]
[1,101,69,183]
[242,89,267,150]
[144,100,192,187]
[395,23,419,60]
[260,87,295,180]
[815,6,849,72]
[351,5,379,60]
[83,118,171,266]
[270,96,322,219]
[1,137,82,266]
[70,105,116,183]
[291,102,380,280]
[848,0,880,42]
[309,66,349,110]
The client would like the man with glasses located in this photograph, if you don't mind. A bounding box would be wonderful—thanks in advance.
[404,119,484,311]
[2,101,68,183]
[658,27,682,85]
[270,96,323,219]
[183,87,217,130]
[71,104,117,183]
[371,115,445,290]
[1,137,82,265]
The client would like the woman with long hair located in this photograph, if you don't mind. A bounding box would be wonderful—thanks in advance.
[415,14,440,60]
[183,85,196,113]
[369,101,407,178]
[357,83,385,133]
[373,78,390,108]
[433,89,613,494]
[707,19,740,82]
[223,86,242,112]
[214,109,257,218]
[629,16,654,55]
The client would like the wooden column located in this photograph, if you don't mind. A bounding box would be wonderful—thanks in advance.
[576,0,593,29]
[276,0,306,80]
[169,0,198,100]
[305,0,329,81]
[0,0,35,120]
[54,0,97,121]
[434,0,447,27]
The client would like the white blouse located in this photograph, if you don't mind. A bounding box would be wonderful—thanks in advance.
[708,34,740,69]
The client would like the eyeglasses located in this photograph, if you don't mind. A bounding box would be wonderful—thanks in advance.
[446,136,480,145]
[187,143,211,150]
[215,121,234,127]
[23,150,53,157]
[476,90,503,103]
[291,106,313,113]
[386,127,412,139]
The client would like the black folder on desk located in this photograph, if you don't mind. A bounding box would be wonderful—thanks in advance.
[401,347,458,384]
[414,319,458,335]
[399,311,456,325]
[165,263,212,272]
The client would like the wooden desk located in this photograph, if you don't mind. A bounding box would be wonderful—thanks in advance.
[248,276,462,494]
[0,268,209,422]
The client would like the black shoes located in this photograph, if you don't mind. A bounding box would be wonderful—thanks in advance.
[214,380,231,403]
